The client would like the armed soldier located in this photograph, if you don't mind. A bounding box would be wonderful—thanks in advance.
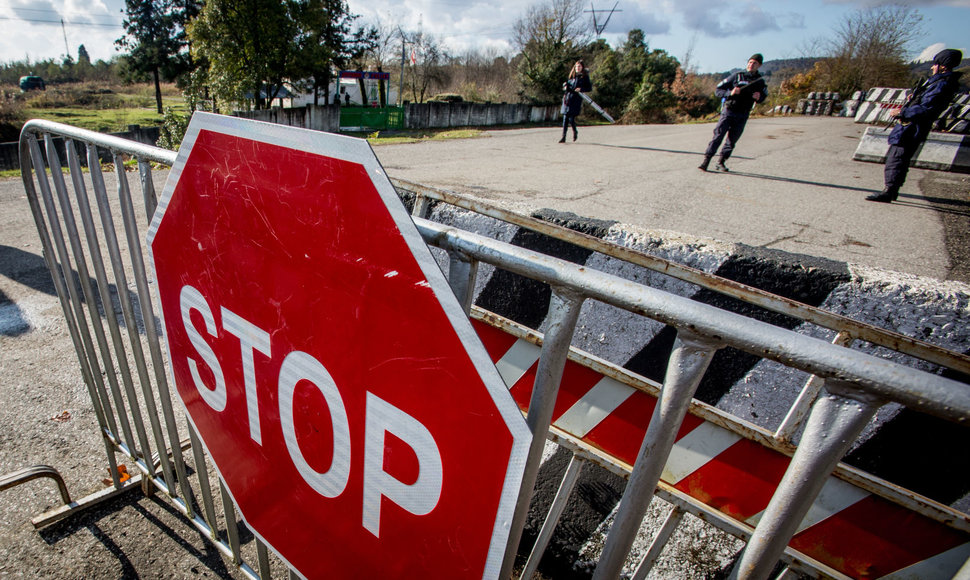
[867,48,963,203]
[699,53,768,172]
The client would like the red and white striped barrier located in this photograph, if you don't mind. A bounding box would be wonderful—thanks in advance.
[471,317,970,579]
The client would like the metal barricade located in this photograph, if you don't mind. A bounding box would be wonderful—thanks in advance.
[15,119,970,579]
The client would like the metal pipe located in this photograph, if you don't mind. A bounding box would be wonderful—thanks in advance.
[395,178,970,377]
[415,219,970,424]
[521,454,585,579]
[729,380,883,579]
[501,288,586,580]
[593,332,719,579]
[631,506,685,580]
[774,331,854,443]
[446,250,478,314]
[0,465,72,504]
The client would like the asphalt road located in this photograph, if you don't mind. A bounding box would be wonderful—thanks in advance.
[0,116,967,579]
[375,116,970,283]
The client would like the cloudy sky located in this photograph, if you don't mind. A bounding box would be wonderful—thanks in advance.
[1,0,966,74]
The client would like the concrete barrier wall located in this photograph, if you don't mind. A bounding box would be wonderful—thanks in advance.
[0,125,161,171]
[404,102,558,129]
[231,104,341,132]
[412,199,970,576]
[853,125,970,172]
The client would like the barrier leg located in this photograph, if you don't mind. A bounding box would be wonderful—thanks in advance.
[729,380,882,579]
[592,331,719,580]
[500,288,585,580]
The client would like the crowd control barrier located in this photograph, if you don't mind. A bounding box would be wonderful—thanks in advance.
[14,118,970,579]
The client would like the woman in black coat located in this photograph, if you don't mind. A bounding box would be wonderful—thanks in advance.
[560,60,593,143]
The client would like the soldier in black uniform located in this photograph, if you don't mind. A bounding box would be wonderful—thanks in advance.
[866,48,963,203]
[699,53,768,172]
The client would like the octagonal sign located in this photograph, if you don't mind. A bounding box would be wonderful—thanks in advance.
[147,113,531,579]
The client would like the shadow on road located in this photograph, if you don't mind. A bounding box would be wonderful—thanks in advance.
[594,142,753,160]
[714,169,879,194]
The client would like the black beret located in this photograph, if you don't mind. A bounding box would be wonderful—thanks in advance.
[933,49,962,69]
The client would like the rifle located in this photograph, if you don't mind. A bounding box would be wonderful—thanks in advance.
[578,92,615,123]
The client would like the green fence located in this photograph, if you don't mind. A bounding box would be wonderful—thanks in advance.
[339,106,404,131]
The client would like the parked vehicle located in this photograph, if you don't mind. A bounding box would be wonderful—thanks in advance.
[19,76,45,91]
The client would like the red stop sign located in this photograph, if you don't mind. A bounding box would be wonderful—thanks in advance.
[147,113,531,579]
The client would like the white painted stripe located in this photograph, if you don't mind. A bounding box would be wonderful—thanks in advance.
[661,421,742,485]
[745,473,869,530]
[879,541,970,579]
[553,376,635,438]
[795,476,869,533]
[493,339,541,389]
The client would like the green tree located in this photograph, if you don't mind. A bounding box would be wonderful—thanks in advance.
[189,0,303,109]
[291,0,375,106]
[624,49,679,122]
[117,0,189,113]
[512,0,592,104]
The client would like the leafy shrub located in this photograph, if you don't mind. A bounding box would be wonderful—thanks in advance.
[156,107,190,150]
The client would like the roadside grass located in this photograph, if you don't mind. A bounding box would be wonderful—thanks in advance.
[364,128,486,145]
[18,82,186,133]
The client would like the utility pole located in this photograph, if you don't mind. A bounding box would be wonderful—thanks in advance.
[61,19,70,60]
[397,27,407,106]
[585,2,621,37]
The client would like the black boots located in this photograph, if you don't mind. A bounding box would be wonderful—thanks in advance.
[558,136,566,143]
[699,156,727,171]
[573,129,578,142]
[866,189,898,203]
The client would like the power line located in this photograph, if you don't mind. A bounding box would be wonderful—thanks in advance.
[0,15,122,28]
[585,2,621,37]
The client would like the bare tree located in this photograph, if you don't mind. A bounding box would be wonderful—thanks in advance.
[403,31,449,103]
[512,0,592,103]
[816,5,924,94]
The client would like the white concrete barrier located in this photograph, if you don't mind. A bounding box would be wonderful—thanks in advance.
[853,126,970,172]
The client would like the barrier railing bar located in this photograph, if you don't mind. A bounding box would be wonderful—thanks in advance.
[20,137,117,478]
[84,145,155,472]
[220,480,244,566]
[86,149,173,492]
[396,178,970,377]
[416,218,970,423]
[520,453,585,580]
[113,151,196,510]
[593,332,720,580]
[446,250,477,314]
[774,331,854,443]
[31,474,145,529]
[44,135,128,446]
[630,505,684,580]
[188,426,220,540]
[480,307,970,534]
[28,136,119,449]
[501,288,586,580]
[137,158,158,219]
[66,140,145,459]
[548,430,852,580]
[729,381,883,579]
[255,539,272,579]
[0,465,73,504]
[21,119,178,166]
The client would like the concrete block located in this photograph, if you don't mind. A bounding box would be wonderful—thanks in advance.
[853,126,970,172]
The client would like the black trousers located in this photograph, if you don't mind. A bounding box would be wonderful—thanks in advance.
[562,114,578,136]
[705,110,749,160]
[884,142,919,194]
